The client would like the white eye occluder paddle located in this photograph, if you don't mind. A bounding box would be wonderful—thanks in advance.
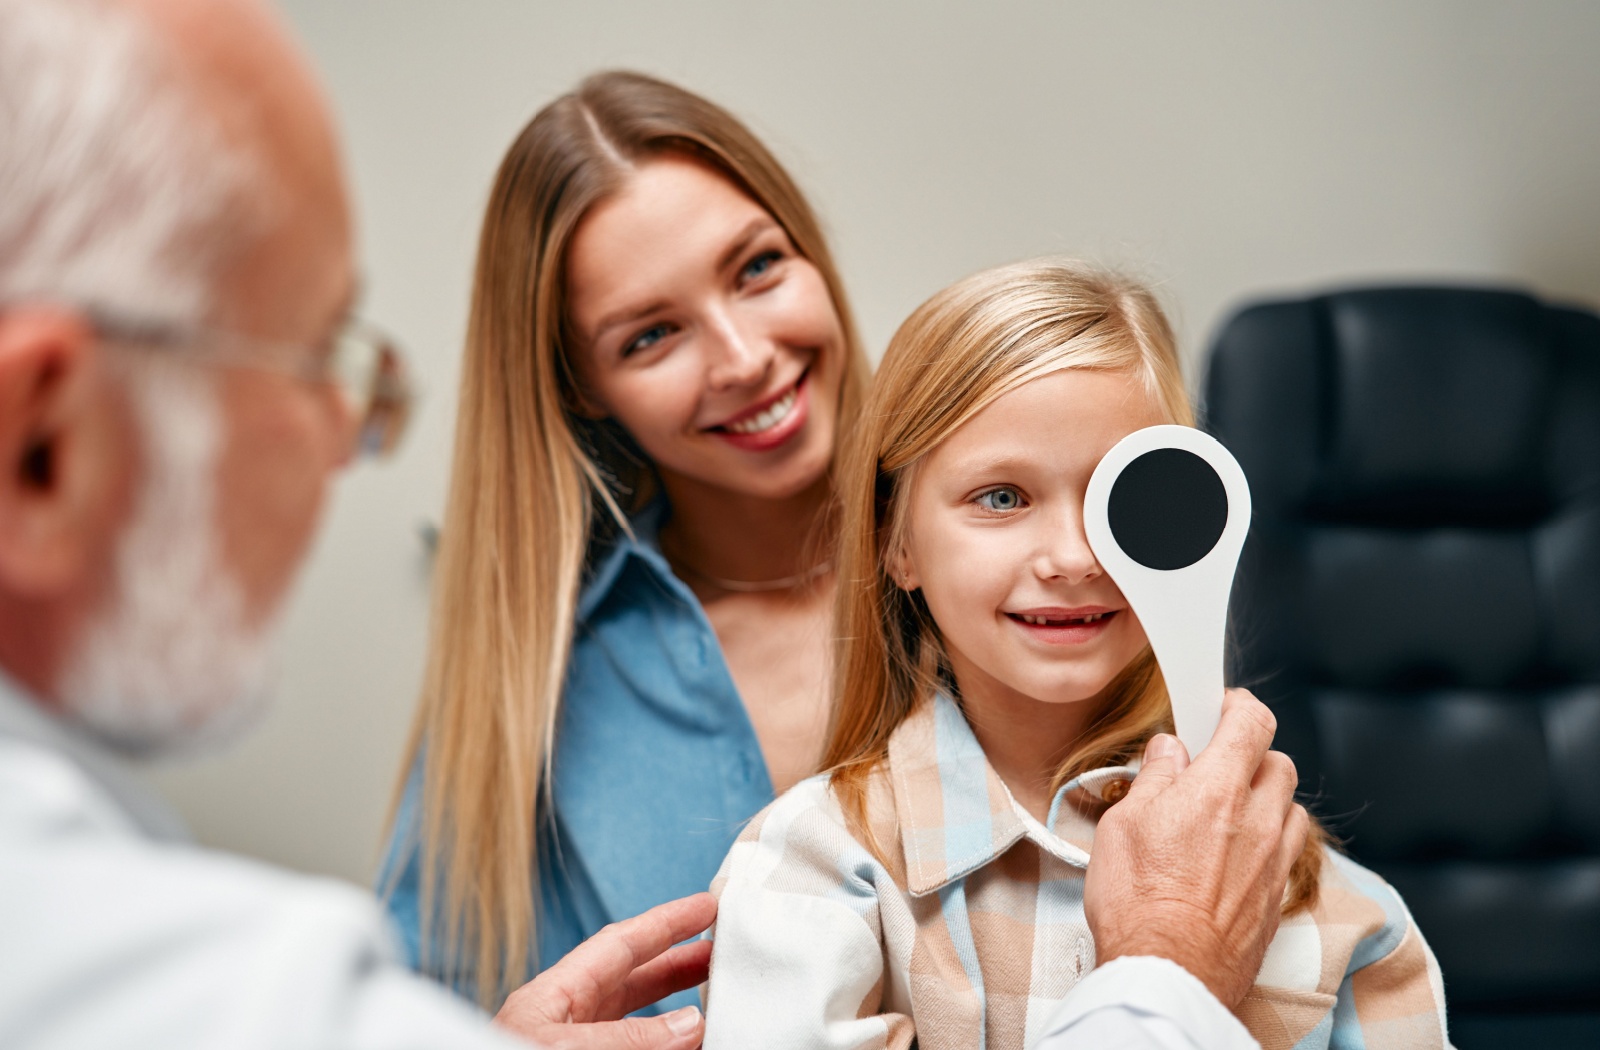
[1082,425,1251,757]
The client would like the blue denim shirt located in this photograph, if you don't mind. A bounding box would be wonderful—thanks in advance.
[379,505,774,1012]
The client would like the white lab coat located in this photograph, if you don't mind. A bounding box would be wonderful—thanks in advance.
[0,673,1255,1050]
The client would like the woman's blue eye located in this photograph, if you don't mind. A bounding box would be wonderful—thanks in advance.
[976,487,1023,511]
[741,250,782,283]
[623,323,672,357]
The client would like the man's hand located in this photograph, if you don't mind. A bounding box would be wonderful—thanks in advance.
[494,893,716,1050]
[1084,689,1310,1010]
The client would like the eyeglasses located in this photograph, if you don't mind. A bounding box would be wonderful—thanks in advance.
[89,311,414,460]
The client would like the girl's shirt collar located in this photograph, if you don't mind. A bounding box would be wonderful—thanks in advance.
[887,692,1138,897]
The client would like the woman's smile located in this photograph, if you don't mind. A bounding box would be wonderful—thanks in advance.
[707,370,810,451]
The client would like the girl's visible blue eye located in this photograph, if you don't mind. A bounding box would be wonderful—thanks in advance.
[623,322,673,357]
[976,487,1023,512]
[740,249,782,284]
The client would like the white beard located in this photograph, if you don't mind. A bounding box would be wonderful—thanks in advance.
[57,359,279,758]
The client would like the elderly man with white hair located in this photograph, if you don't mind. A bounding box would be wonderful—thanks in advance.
[0,0,714,1046]
[0,1,1308,1048]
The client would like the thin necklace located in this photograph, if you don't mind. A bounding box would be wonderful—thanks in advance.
[670,555,833,594]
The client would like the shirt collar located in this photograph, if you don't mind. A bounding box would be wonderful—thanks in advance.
[576,499,683,624]
[0,668,191,843]
[887,691,1136,897]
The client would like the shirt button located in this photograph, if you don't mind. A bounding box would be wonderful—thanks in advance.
[1102,779,1130,804]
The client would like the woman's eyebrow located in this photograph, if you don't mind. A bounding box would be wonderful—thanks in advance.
[592,298,671,342]
[717,216,779,272]
[589,219,779,342]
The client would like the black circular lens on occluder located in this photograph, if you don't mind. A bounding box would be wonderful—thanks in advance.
[1107,447,1228,570]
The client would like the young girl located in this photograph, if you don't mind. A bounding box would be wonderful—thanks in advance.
[701,259,1449,1050]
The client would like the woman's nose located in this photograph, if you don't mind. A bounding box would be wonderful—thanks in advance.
[1033,505,1102,584]
[703,304,772,390]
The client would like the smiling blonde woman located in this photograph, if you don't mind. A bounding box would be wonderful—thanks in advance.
[378,70,869,1010]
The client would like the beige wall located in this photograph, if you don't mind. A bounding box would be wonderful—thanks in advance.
[146,0,1600,883]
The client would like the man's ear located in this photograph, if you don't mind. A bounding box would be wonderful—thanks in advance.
[0,307,129,597]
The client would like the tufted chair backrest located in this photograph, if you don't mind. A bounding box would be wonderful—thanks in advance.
[1203,287,1600,1042]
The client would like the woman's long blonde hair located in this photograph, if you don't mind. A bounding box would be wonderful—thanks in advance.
[393,70,867,1006]
[823,258,1324,911]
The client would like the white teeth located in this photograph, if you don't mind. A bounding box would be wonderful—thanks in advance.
[1019,612,1106,626]
[726,386,799,434]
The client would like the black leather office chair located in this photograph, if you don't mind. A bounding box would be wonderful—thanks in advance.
[1203,287,1600,1048]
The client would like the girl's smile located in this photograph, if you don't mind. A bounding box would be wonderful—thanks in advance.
[1004,604,1122,644]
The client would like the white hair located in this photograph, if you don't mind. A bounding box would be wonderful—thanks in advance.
[0,0,283,755]
[0,0,267,325]
[59,355,280,757]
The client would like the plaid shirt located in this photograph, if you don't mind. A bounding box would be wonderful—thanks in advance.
[704,693,1450,1050]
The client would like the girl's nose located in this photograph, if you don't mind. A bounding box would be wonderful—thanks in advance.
[1033,505,1102,585]
[704,304,772,390]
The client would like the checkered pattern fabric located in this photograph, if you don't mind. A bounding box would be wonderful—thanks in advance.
[703,693,1450,1050]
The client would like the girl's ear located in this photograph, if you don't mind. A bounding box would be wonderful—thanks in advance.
[889,543,921,592]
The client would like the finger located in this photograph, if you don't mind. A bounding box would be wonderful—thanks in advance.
[1275,802,1312,883]
[540,893,718,1019]
[618,892,718,950]
[537,1007,705,1050]
[1149,732,1191,775]
[609,939,714,1018]
[1188,689,1276,788]
[1122,733,1189,801]
[1249,749,1299,807]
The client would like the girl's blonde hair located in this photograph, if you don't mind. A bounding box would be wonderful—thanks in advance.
[823,258,1323,912]
[392,70,868,1006]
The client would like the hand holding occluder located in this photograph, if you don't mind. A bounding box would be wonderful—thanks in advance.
[493,893,716,1050]
[1084,689,1310,1010]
